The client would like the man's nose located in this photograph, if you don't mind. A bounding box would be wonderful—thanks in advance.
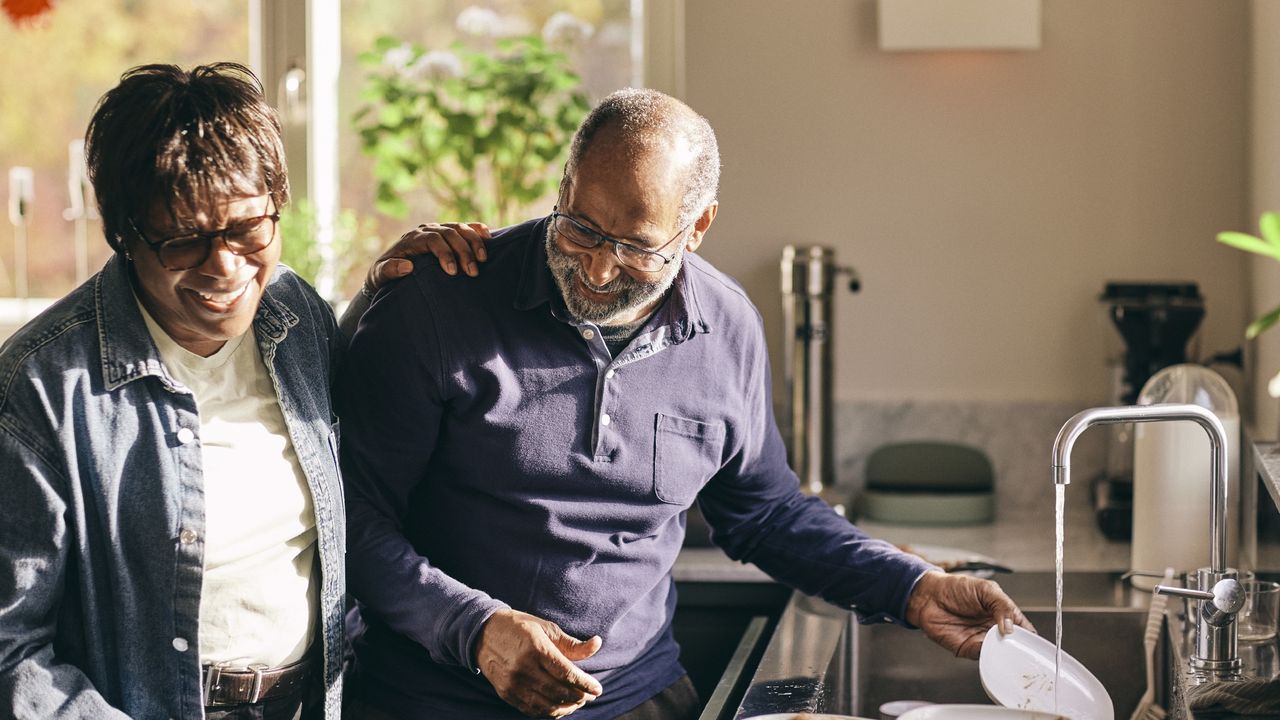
[579,245,620,287]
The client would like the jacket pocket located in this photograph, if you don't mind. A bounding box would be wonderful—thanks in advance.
[653,413,725,505]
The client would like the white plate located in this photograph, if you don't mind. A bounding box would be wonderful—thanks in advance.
[978,625,1113,720]
[898,705,1069,719]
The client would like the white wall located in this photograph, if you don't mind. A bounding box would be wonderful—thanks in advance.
[1250,0,1280,438]
[681,0,1251,405]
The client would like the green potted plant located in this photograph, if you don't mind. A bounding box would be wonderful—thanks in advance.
[278,199,381,300]
[1218,211,1280,393]
[353,9,593,225]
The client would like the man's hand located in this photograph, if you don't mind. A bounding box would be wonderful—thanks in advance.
[366,222,491,292]
[475,609,604,718]
[905,570,1034,660]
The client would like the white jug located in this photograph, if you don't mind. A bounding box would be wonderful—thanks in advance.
[1131,364,1240,589]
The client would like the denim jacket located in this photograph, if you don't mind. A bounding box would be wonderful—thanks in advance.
[0,255,346,720]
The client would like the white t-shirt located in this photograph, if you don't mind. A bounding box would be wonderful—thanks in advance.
[136,298,318,668]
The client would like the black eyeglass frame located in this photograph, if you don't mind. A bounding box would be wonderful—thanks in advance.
[550,207,691,273]
[128,206,281,272]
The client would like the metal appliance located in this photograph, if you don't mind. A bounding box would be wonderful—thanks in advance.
[780,245,859,495]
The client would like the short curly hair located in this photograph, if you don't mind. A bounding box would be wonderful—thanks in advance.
[85,63,289,253]
[564,88,719,229]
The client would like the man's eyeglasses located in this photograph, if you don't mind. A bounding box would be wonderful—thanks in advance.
[129,209,280,272]
[550,208,689,273]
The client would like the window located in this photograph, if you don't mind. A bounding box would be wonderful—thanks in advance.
[0,2,249,308]
[333,1,637,294]
[0,1,644,318]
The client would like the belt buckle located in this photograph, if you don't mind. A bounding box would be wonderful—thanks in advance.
[247,663,269,704]
[202,661,232,706]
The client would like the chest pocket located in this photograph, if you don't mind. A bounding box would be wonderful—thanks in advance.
[653,413,726,505]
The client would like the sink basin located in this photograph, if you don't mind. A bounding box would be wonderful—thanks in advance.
[845,573,1167,715]
[992,570,1139,608]
[730,572,1176,719]
[846,607,1168,716]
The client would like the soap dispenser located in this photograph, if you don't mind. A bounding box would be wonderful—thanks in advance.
[1131,363,1240,589]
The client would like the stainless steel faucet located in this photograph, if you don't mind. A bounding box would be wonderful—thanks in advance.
[1052,403,1241,681]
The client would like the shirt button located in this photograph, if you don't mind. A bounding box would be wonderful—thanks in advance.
[605,369,615,379]
[581,328,595,340]
[600,413,612,426]
[172,637,189,652]
[179,529,197,545]
[176,427,196,445]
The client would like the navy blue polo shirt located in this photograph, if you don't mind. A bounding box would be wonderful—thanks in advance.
[336,216,934,719]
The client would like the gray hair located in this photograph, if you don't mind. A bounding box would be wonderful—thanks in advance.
[565,88,720,229]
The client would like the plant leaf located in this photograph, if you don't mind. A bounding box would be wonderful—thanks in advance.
[1261,212,1280,248]
[1218,231,1280,259]
[1247,304,1280,340]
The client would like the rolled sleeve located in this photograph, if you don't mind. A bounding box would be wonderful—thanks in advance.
[0,426,128,719]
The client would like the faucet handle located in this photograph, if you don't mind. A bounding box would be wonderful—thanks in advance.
[1153,584,1213,601]
[1156,579,1244,627]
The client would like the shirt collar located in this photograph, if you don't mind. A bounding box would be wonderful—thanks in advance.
[513,216,558,312]
[513,214,711,340]
[95,254,299,391]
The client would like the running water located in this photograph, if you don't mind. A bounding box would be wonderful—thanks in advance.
[1054,482,1065,713]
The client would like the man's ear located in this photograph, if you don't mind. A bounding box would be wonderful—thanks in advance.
[683,202,718,254]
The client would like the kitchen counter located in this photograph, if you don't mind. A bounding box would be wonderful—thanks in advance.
[673,491,1131,584]
[674,496,1135,718]
[672,479,1158,719]
[682,442,1280,719]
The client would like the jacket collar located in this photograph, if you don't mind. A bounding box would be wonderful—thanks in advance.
[96,254,299,391]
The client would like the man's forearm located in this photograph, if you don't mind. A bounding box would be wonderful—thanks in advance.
[346,501,509,670]
[710,490,936,623]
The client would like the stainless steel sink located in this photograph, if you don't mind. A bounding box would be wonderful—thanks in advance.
[730,572,1175,719]
[845,571,1171,716]
[993,570,1139,608]
[846,607,1169,716]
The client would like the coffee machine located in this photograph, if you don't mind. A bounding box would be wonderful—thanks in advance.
[1093,281,1205,539]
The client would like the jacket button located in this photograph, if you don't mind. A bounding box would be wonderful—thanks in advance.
[176,427,196,445]
[179,529,197,545]
[581,328,595,340]
[172,637,189,652]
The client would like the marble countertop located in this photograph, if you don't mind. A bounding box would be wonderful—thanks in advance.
[673,494,1131,583]
[675,439,1280,584]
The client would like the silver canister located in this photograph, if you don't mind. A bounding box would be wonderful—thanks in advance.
[780,245,859,495]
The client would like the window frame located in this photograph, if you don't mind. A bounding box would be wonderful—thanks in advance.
[267,0,675,300]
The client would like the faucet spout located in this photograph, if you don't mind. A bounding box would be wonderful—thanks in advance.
[1050,403,1229,572]
[1053,403,1239,681]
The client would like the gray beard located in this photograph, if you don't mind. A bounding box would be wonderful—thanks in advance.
[544,226,684,325]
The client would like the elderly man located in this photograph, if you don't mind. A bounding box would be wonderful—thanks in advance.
[337,89,1030,720]
[0,63,457,720]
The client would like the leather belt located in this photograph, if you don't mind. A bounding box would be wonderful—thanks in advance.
[202,656,312,707]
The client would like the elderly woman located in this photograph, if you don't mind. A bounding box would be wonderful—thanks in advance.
[0,63,479,720]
